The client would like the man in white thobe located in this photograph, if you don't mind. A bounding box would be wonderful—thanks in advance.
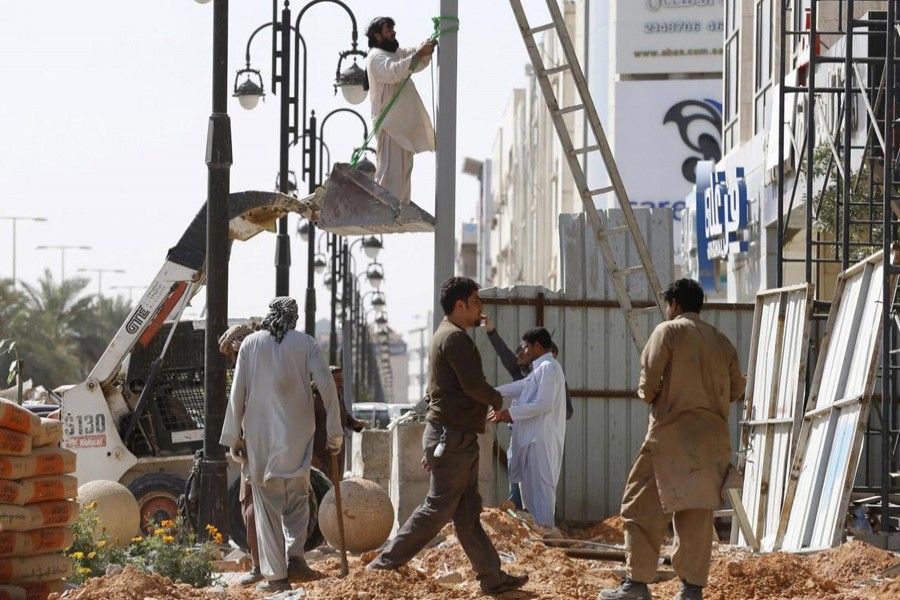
[220,297,343,593]
[492,327,567,529]
[365,16,436,203]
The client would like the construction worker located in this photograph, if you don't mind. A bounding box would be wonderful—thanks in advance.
[220,298,344,593]
[311,366,367,480]
[365,16,436,203]
[492,327,567,530]
[366,277,529,596]
[483,316,573,511]
[217,322,263,586]
[599,279,745,600]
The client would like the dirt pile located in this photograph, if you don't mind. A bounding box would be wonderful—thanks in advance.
[569,515,626,545]
[49,566,222,600]
[46,510,900,600]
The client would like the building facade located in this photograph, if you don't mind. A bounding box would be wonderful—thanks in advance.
[484,0,725,289]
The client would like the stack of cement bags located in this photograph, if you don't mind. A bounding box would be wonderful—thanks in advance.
[0,399,77,600]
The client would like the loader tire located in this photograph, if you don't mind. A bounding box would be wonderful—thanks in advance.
[128,472,187,534]
[225,468,333,553]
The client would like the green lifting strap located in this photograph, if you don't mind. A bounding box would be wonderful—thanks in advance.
[350,16,460,167]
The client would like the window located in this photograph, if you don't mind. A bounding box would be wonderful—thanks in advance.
[754,0,774,134]
[724,0,740,151]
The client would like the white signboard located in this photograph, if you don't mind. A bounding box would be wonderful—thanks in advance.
[615,0,725,75]
[608,79,722,255]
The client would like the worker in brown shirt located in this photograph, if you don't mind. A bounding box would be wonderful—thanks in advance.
[600,279,745,600]
[367,277,529,596]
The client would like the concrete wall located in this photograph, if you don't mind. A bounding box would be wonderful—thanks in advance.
[351,429,391,493]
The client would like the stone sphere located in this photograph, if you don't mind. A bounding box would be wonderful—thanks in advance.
[318,477,394,552]
[78,480,140,546]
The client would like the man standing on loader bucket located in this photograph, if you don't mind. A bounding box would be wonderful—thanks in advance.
[366,277,529,596]
[600,279,745,600]
[220,298,344,593]
[366,16,436,203]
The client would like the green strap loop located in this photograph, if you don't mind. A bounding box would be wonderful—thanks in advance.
[350,16,459,167]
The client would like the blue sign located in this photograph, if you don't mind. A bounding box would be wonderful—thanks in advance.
[693,163,748,289]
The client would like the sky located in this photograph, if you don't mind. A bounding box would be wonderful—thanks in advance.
[0,1,552,347]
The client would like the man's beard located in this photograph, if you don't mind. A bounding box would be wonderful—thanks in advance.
[377,38,400,53]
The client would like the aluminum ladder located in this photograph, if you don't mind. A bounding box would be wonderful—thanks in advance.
[509,0,666,350]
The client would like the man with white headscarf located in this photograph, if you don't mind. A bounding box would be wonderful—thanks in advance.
[221,298,343,593]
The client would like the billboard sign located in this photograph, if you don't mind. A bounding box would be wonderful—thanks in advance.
[615,1,725,75]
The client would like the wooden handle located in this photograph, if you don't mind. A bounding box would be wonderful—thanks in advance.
[330,452,349,576]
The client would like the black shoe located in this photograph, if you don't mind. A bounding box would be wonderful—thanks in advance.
[673,581,703,600]
[598,577,651,600]
[256,578,291,593]
[238,566,263,585]
[482,572,529,595]
[287,557,317,579]
[365,557,395,571]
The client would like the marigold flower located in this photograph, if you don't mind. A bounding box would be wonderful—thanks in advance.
[132,536,144,543]
[162,535,175,543]
[70,551,84,559]
[161,519,175,528]
[154,528,166,536]
[214,533,224,544]
[87,552,97,559]
[77,567,92,575]
[96,540,107,548]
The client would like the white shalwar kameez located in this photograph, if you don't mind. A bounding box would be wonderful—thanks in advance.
[366,46,435,203]
[496,353,567,528]
[220,329,342,581]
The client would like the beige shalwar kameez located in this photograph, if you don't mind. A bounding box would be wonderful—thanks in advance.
[623,312,745,586]
[366,46,435,203]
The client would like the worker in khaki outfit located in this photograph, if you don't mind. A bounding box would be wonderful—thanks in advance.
[365,16,436,203]
[600,279,745,600]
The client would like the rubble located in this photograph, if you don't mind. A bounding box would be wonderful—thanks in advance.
[40,510,900,599]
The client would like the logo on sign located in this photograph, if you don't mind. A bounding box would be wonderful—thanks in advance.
[702,167,748,259]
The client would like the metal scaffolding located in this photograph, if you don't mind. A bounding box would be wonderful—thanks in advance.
[777,0,899,542]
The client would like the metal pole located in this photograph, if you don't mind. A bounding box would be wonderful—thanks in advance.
[776,0,786,287]
[329,233,339,364]
[433,0,458,327]
[275,2,292,296]
[881,0,896,547]
[199,0,232,538]
[842,0,854,270]
[305,112,318,335]
[806,0,817,286]
[10,220,16,287]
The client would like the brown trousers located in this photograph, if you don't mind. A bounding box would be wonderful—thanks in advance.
[622,449,714,586]
[368,423,503,589]
[241,480,260,568]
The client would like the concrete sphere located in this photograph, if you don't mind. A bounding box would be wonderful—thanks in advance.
[318,477,394,552]
[78,480,140,546]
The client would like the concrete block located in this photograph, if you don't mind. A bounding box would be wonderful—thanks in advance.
[351,429,391,493]
[392,423,428,482]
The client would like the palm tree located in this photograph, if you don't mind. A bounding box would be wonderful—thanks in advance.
[8,270,94,388]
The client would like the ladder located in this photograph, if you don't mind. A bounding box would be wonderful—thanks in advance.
[509,0,666,350]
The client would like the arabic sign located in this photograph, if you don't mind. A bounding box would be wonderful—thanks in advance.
[616,0,725,75]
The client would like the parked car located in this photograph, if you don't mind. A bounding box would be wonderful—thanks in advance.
[352,402,390,429]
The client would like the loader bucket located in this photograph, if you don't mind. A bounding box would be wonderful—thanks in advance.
[316,163,435,235]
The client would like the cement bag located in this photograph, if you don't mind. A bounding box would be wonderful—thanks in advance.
[0,501,78,532]
[0,432,29,459]
[0,528,73,558]
[30,421,61,449]
[0,554,72,584]
[0,476,78,506]
[22,580,66,600]
[0,402,39,438]
[0,448,75,480]
[0,585,24,600]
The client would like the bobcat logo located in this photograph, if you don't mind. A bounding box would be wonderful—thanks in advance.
[663,99,722,184]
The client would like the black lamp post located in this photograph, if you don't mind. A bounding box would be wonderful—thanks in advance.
[234,0,367,333]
